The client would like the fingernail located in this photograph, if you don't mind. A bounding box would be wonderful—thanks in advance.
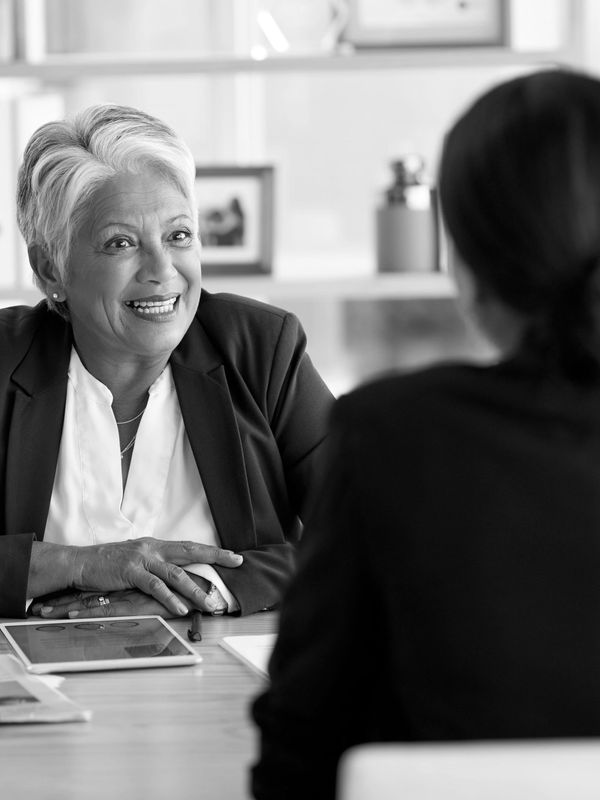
[205,596,219,611]
[231,553,243,564]
[40,606,54,615]
[68,610,79,619]
[176,602,188,615]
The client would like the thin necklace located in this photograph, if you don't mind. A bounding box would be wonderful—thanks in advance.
[116,408,145,426]
[120,434,137,459]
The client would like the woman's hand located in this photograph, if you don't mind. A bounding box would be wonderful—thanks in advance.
[28,538,242,617]
[29,575,219,620]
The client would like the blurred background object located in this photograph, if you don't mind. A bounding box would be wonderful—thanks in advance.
[376,154,439,274]
[343,0,504,48]
[251,0,349,58]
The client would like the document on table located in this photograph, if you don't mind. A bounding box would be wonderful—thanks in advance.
[219,634,276,678]
[0,654,91,723]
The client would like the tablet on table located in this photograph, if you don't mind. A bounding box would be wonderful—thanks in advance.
[0,615,202,673]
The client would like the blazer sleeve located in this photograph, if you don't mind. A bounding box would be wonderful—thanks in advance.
[0,534,35,618]
[212,311,335,616]
[213,543,296,616]
[266,311,335,519]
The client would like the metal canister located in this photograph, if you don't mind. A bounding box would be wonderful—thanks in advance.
[376,154,439,273]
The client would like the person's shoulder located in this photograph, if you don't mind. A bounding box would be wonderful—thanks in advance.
[197,290,290,326]
[195,290,302,347]
[0,302,49,344]
[0,302,39,325]
[335,361,485,426]
[0,303,67,369]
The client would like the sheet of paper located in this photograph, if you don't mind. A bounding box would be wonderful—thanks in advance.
[219,634,276,678]
[0,654,91,724]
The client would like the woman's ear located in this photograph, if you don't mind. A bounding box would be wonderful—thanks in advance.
[28,245,66,301]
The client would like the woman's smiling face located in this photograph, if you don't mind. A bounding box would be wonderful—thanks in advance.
[63,170,202,369]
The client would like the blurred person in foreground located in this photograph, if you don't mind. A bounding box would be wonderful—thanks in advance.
[252,68,600,799]
[0,104,333,621]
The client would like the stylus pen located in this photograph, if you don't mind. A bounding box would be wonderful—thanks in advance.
[187,612,203,643]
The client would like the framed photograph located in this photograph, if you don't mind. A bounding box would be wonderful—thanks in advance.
[194,165,274,276]
[344,0,506,48]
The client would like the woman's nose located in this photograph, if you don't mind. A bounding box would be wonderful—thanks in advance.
[137,245,177,283]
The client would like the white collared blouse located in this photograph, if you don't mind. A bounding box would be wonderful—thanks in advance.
[43,347,238,611]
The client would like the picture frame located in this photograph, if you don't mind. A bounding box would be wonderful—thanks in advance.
[343,0,506,49]
[194,165,274,276]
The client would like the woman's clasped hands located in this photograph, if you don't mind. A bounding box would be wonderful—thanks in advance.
[27,537,243,620]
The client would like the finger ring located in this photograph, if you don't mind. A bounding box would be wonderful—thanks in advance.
[97,596,110,606]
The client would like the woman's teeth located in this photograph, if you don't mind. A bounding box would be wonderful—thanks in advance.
[126,298,177,314]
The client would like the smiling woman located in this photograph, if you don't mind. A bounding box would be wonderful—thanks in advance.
[0,104,333,623]
[49,170,202,378]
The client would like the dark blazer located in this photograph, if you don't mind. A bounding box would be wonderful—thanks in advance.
[0,291,334,618]
[252,356,600,800]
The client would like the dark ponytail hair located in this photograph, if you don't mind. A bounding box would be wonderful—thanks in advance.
[438,69,600,382]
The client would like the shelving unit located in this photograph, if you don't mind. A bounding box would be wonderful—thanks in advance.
[208,272,455,299]
[0,45,574,80]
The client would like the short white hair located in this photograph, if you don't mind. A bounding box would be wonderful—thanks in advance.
[16,103,197,315]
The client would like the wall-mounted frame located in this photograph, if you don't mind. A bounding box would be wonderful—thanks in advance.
[194,165,274,276]
[343,0,506,49]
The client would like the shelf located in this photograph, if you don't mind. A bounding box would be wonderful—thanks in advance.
[203,272,454,299]
[0,273,454,309]
[0,47,572,80]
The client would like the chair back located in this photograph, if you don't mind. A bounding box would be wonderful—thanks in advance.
[337,741,600,800]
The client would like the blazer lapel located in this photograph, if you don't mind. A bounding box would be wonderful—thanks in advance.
[5,312,71,537]
[171,337,256,553]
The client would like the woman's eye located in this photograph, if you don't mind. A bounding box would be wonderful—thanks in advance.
[105,237,132,250]
[170,229,193,245]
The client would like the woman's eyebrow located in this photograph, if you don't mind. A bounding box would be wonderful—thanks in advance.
[93,221,138,236]
[96,215,190,229]
[165,213,194,224]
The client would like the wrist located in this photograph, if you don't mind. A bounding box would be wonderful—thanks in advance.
[28,541,79,597]
[69,545,84,589]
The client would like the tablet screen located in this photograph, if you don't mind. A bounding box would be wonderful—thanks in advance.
[0,616,202,673]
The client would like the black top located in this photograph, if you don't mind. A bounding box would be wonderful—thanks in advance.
[252,356,600,799]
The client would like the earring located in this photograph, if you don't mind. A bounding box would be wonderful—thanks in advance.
[51,292,59,301]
